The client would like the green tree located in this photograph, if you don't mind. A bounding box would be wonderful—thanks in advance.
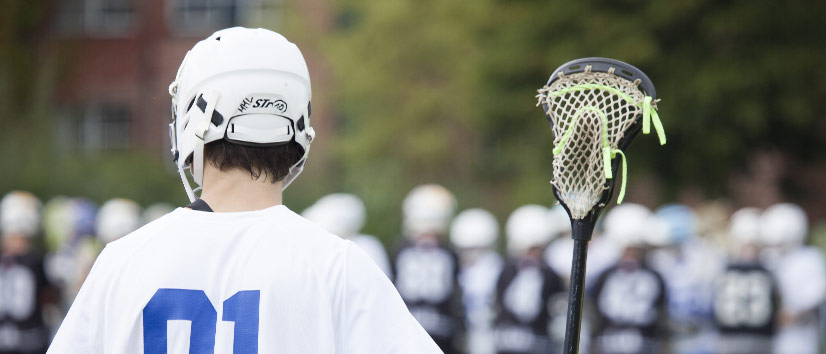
[321,0,826,238]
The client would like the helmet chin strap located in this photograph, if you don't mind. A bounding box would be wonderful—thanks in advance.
[178,165,197,202]
[192,90,221,187]
[282,112,315,190]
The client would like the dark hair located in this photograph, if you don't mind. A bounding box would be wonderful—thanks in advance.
[203,140,304,183]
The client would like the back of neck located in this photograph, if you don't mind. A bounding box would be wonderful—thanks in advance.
[199,166,283,212]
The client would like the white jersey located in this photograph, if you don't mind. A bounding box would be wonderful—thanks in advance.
[48,205,440,354]
[772,246,826,354]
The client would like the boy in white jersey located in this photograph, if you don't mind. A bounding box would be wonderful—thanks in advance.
[47,27,441,353]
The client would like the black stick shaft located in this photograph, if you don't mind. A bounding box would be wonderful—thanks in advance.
[562,238,590,354]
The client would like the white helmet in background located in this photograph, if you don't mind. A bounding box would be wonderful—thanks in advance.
[96,198,141,244]
[646,204,697,246]
[142,203,175,224]
[303,193,366,238]
[603,203,651,249]
[642,215,672,247]
[759,203,808,247]
[43,196,73,250]
[168,27,315,201]
[547,205,572,238]
[402,184,457,238]
[506,204,554,256]
[450,208,499,249]
[1,191,41,238]
[729,207,762,246]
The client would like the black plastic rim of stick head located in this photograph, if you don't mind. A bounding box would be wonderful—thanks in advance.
[540,57,657,229]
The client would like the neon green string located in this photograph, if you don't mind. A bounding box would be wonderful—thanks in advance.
[601,116,612,179]
[552,106,606,156]
[603,146,613,179]
[642,96,651,134]
[642,96,666,145]
[650,105,666,145]
[610,149,628,204]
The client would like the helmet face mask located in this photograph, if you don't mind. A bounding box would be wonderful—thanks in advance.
[168,27,315,202]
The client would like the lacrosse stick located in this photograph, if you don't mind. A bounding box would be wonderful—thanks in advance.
[536,57,665,354]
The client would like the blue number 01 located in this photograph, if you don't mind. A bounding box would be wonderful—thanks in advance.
[143,289,260,354]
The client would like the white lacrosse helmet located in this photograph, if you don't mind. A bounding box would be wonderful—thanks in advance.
[402,184,457,238]
[168,27,314,201]
[728,207,762,245]
[759,203,808,247]
[142,202,175,224]
[450,208,499,249]
[651,204,697,245]
[505,204,554,256]
[602,203,651,249]
[642,214,672,247]
[547,205,572,238]
[0,191,41,238]
[303,193,366,238]
[96,198,141,244]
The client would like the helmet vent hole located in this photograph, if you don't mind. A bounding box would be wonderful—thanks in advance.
[196,94,207,112]
[211,111,224,126]
[216,36,221,41]
[186,96,196,112]
[297,116,305,131]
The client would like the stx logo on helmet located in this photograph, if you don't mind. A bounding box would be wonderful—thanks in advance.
[237,96,288,114]
[253,98,287,112]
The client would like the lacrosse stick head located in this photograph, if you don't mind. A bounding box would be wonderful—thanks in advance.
[537,58,663,230]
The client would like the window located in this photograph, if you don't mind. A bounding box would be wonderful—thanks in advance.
[167,0,283,36]
[168,0,238,35]
[236,0,283,29]
[57,102,132,150]
[55,0,135,37]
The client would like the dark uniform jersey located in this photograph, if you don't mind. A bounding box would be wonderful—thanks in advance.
[591,261,667,354]
[493,258,563,354]
[0,252,53,354]
[392,241,463,354]
[712,262,779,335]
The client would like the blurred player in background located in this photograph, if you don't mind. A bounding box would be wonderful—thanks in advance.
[591,203,668,354]
[494,204,562,354]
[713,207,779,354]
[0,191,56,354]
[449,208,503,354]
[545,206,620,286]
[302,193,392,278]
[40,197,98,333]
[759,203,826,354]
[543,205,603,353]
[95,198,141,245]
[393,184,463,353]
[141,203,175,225]
[48,27,440,353]
[646,204,722,354]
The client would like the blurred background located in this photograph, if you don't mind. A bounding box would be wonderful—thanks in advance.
[1,0,826,353]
